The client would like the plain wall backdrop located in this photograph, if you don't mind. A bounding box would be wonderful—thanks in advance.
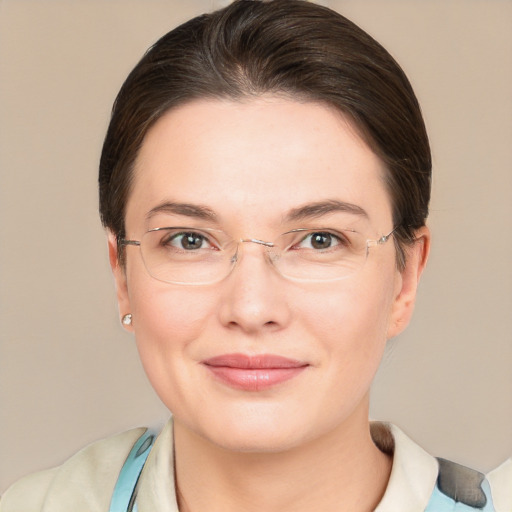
[1,0,511,492]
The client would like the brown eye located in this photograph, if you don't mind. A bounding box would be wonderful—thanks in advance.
[299,232,342,250]
[310,232,334,249]
[181,233,206,250]
[164,231,209,250]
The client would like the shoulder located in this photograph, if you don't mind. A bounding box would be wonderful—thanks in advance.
[0,428,146,512]
[487,458,512,512]
[372,422,496,512]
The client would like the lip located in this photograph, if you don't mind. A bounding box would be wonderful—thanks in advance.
[202,353,309,391]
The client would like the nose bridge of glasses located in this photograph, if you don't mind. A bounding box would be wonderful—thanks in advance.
[230,238,278,267]
[239,238,275,247]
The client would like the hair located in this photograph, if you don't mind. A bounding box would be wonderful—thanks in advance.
[99,0,431,269]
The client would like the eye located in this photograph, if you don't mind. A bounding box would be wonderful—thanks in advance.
[162,230,213,251]
[297,231,344,250]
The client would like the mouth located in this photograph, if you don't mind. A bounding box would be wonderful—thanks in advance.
[202,353,309,391]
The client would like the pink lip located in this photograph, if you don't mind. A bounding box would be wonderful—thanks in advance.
[202,354,308,391]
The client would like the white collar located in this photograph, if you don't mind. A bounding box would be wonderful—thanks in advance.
[137,419,178,512]
[487,458,512,512]
[372,422,438,512]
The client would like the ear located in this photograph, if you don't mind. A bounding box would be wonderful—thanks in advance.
[107,231,133,332]
[387,226,430,339]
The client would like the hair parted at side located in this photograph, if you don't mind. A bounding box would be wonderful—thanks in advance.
[99,0,431,268]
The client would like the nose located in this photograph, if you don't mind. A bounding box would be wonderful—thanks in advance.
[217,240,291,335]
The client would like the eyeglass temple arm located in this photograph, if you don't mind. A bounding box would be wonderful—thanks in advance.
[119,239,141,247]
[365,226,399,257]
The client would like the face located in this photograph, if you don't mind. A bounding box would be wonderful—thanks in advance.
[110,97,428,452]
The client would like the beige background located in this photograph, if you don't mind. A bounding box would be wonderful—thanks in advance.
[1,0,511,492]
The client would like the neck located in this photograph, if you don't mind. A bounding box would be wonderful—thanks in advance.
[173,403,392,512]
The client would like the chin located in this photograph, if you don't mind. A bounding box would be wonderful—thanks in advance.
[193,407,318,454]
[211,428,307,454]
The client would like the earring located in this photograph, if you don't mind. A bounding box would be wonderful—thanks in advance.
[122,313,132,326]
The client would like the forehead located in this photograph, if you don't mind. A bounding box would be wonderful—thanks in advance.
[127,97,392,232]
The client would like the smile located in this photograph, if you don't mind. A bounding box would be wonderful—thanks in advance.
[202,353,309,391]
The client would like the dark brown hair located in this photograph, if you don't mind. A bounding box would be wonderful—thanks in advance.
[99,0,431,268]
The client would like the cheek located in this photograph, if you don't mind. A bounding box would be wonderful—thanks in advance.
[305,278,393,330]
[125,262,217,395]
[297,274,396,368]
[125,251,213,334]
[130,282,215,351]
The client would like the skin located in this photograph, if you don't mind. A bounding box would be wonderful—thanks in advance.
[109,97,430,512]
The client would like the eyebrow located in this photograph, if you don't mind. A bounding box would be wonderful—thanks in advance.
[146,201,218,222]
[145,199,367,225]
[284,199,369,223]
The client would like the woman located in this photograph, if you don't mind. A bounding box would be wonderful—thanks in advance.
[0,1,499,511]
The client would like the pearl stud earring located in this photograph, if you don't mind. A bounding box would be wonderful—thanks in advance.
[122,314,132,326]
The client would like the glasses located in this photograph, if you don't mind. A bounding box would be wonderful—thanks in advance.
[120,226,395,285]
